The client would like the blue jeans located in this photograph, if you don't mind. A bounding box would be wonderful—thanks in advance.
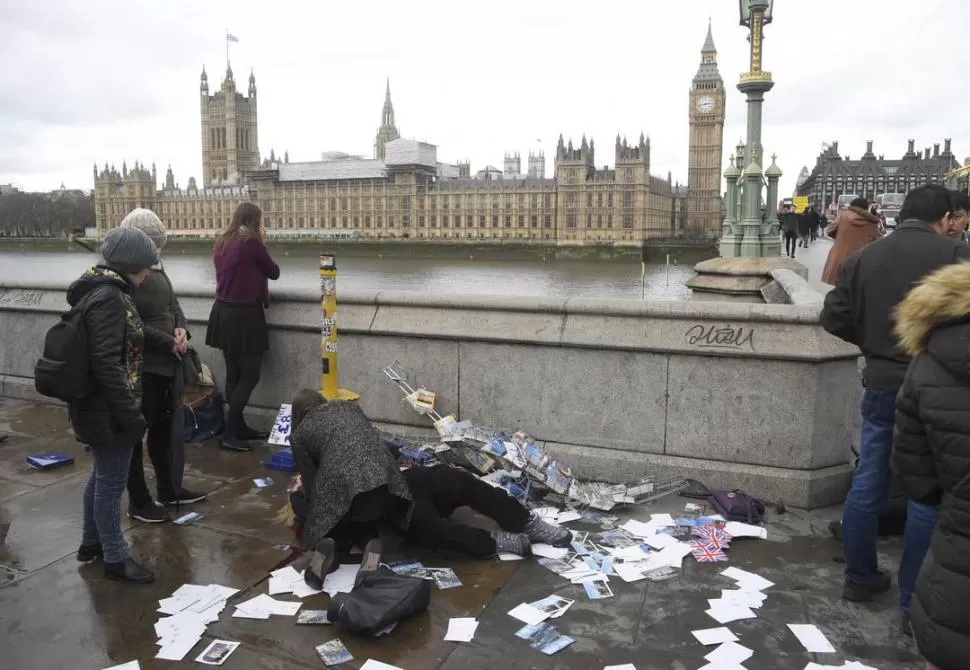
[82,445,134,563]
[843,389,940,609]
[899,500,939,611]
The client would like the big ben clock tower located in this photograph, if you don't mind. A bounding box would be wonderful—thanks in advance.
[687,22,726,236]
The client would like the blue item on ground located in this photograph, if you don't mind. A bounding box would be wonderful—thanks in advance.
[264,447,295,472]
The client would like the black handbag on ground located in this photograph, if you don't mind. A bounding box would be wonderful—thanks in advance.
[183,390,225,443]
[327,566,430,636]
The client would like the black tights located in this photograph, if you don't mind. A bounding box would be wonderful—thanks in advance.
[784,233,797,257]
[223,351,263,437]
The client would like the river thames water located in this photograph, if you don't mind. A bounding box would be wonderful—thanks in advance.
[0,245,699,300]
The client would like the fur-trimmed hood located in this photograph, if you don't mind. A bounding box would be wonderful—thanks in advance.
[896,262,970,361]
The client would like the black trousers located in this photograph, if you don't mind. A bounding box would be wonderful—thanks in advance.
[223,351,263,437]
[305,465,531,558]
[784,232,797,256]
[128,372,175,506]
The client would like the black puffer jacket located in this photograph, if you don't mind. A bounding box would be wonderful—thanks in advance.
[892,261,970,670]
[66,267,165,450]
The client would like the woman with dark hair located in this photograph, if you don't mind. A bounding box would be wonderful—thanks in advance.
[285,389,571,588]
[205,203,280,452]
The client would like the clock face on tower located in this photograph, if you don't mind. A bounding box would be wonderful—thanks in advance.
[696,96,715,113]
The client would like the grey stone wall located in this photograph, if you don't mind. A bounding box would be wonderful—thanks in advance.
[0,276,861,508]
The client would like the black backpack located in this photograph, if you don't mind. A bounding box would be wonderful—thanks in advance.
[34,292,96,401]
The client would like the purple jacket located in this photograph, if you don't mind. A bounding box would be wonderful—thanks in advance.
[213,236,280,307]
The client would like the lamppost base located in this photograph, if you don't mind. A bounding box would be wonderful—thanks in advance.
[719,231,740,258]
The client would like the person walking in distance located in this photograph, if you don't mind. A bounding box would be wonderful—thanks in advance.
[205,203,280,452]
[779,205,799,258]
[119,209,208,524]
[71,227,166,584]
[820,197,883,285]
[893,261,970,668]
[821,184,970,611]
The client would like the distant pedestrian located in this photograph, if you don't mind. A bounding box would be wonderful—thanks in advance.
[820,197,883,285]
[807,206,821,242]
[205,203,280,452]
[119,209,208,524]
[945,189,969,242]
[893,260,970,668]
[780,205,799,258]
[796,209,812,248]
[70,226,163,584]
[821,184,970,618]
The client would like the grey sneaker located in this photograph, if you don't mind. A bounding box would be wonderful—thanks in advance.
[128,501,171,524]
[524,513,572,547]
[491,530,531,556]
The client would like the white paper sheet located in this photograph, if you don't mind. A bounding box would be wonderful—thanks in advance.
[360,661,405,670]
[787,624,836,653]
[235,594,301,617]
[322,564,361,597]
[697,663,748,670]
[720,566,775,592]
[705,641,754,665]
[691,627,739,645]
[613,561,650,583]
[444,617,479,642]
[610,545,649,560]
[556,510,583,524]
[619,519,657,538]
[603,665,637,670]
[267,576,291,595]
[724,521,768,539]
[155,632,203,661]
[498,553,527,561]
[532,543,570,559]
[644,534,680,550]
[705,601,757,624]
[103,662,140,670]
[508,603,549,626]
[649,513,677,526]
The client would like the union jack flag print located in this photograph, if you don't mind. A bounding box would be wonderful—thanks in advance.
[691,543,728,563]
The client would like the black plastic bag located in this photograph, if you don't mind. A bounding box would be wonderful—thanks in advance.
[328,566,430,636]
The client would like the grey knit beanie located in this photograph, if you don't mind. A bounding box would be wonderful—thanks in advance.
[120,207,167,250]
[101,227,159,274]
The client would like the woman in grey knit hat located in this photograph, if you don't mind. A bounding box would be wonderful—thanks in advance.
[70,226,166,583]
[119,209,208,524]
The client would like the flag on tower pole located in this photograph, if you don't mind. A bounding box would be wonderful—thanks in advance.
[227,32,239,43]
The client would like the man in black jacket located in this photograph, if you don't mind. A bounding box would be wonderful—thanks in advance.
[821,184,970,607]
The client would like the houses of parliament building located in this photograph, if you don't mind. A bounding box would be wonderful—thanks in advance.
[93,25,726,244]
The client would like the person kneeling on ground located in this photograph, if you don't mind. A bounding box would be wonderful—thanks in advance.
[284,389,571,587]
[892,261,970,668]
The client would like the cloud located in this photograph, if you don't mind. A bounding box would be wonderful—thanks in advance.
[0,0,966,203]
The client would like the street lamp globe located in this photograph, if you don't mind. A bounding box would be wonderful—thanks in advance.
[739,0,774,26]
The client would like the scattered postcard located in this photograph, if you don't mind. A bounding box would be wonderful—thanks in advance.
[102,662,140,670]
[508,603,549,626]
[498,552,526,561]
[721,589,767,609]
[724,521,768,540]
[619,519,656,538]
[360,661,405,670]
[613,561,650,583]
[431,567,462,589]
[315,639,354,666]
[583,579,614,600]
[787,624,836,653]
[649,513,677,526]
[555,510,582,524]
[570,540,591,556]
[172,511,203,525]
[604,665,638,670]
[155,633,203,662]
[444,617,479,642]
[692,627,740,645]
[721,566,775,592]
[253,477,273,488]
[643,566,677,582]
[538,632,575,655]
[296,609,331,625]
[196,640,240,666]
[529,595,574,618]
[537,557,575,575]
[704,641,754,666]
[532,543,570,560]
[644,534,680,551]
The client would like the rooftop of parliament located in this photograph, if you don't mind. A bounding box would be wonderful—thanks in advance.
[94,28,727,244]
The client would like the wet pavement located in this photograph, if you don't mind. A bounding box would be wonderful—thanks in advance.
[0,396,923,670]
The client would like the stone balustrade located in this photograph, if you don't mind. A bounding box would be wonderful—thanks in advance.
[0,273,861,508]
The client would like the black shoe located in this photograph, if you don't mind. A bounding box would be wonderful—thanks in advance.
[828,520,843,543]
[237,425,269,441]
[842,571,892,602]
[900,610,913,637]
[104,557,155,584]
[354,539,383,588]
[305,538,336,591]
[159,488,208,506]
[128,501,171,524]
[220,437,253,452]
[77,543,103,563]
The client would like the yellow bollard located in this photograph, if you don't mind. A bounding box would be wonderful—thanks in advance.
[319,253,359,401]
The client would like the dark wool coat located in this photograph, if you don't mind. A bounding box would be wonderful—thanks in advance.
[893,261,970,670]
[291,401,414,548]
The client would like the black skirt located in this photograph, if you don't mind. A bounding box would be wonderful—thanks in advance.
[205,301,269,354]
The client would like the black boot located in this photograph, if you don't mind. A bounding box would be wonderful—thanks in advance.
[77,543,103,563]
[305,538,336,591]
[220,437,253,452]
[237,424,269,441]
[104,557,155,584]
[354,539,383,588]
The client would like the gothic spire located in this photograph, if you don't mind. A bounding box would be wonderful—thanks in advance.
[702,17,716,54]
[382,77,395,129]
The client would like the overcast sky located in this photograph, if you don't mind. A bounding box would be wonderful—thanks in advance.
[1,0,965,198]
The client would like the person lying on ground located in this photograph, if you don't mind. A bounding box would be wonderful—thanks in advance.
[283,388,572,588]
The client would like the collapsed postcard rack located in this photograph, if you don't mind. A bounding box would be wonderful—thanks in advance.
[381,364,689,510]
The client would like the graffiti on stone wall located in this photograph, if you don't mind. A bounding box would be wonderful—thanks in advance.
[684,324,755,352]
[0,290,43,307]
